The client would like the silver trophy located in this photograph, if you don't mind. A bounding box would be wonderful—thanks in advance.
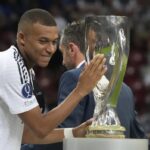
[85,16,130,138]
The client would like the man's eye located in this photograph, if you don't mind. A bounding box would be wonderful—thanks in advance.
[39,40,49,44]
[52,40,58,45]
[38,39,59,46]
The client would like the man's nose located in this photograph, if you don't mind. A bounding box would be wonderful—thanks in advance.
[46,43,56,53]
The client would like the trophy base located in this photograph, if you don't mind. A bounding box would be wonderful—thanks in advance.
[86,125,126,138]
[63,138,149,150]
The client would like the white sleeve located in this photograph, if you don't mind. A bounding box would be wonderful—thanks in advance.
[1,61,39,114]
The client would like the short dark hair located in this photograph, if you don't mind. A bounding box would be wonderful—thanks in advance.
[61,20,85,54]
[18,8,56,32]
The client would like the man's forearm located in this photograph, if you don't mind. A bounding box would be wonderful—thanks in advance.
[22,126,64,144]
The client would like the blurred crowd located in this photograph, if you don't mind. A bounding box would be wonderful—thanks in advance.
[0,0,150,137]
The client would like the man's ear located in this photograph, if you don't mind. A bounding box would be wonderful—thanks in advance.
[17,31,25,47]
[68,42,79,53]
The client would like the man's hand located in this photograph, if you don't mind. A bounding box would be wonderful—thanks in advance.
[76,54,107,97]
[72,119,93,137]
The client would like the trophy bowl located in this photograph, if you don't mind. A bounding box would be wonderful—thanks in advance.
[85,15,130,138]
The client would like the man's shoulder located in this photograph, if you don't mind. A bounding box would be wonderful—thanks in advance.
[61,67,83,79]
[121,82,132,93]
[1,45,30,84]
[0,46,18,71]
[119,82,134,103]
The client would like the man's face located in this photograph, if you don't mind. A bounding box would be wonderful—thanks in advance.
[59,43,75,70]
[21,22,59,67]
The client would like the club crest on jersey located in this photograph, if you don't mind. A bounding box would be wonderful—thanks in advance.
[22,83,32,98]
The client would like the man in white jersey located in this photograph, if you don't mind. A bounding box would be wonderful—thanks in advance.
[0,8,107,150]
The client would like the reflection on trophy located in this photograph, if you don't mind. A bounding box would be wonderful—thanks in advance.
[85,16,130,138]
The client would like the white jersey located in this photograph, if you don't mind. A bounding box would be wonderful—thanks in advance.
[0,46,39,150]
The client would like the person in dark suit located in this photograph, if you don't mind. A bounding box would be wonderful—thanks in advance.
[58,20,146,138]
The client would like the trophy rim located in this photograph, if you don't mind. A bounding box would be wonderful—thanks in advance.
[85,15,128,19]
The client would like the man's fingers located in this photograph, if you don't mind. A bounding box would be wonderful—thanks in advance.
[96,58,107,79]
[76,54,107,97]
[89,54,105,72]
[85,119,93,126]
[86,54,107,80]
